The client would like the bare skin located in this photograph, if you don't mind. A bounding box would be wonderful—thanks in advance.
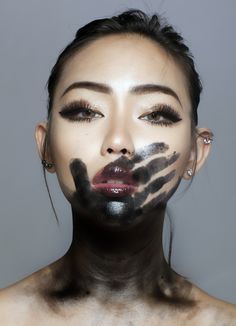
[1,35,235,325]
[0,268,236,325]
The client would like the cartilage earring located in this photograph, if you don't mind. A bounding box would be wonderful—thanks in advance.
[186,168,193,177]
[203,136,213,145]
[42,159,54,169]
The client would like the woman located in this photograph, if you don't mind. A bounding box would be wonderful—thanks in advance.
[0,9,235,325]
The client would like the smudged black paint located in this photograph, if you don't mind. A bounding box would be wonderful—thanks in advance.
[69,142,178,228]
[133,152,179,184]
[40,142,195,310]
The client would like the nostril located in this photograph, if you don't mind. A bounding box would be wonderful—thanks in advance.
[106,148,129,154]
[121,148,127,155]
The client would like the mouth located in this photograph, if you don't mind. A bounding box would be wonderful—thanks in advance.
[92,165,138,197]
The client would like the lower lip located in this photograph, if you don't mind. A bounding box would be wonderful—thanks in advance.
[93,183,137,197]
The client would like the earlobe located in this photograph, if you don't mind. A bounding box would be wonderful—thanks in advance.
[35,122,55,173]
[183,128,213,180]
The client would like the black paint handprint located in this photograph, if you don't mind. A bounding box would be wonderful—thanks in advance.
[69,142,181,227]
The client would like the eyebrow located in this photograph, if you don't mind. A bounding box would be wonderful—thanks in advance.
[61,81,182,107]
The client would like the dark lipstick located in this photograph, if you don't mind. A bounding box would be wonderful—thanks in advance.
[92,165,137,197]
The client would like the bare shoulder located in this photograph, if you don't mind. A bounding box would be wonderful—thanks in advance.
[189,284,236,325]
[0,265,54,325]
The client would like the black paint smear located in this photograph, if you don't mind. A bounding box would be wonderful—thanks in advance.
[104,142,169,172]
[40,142,195,309]
[141,177,181,214]
[133,170,176,209]
[69,142,177,228]
[131,142,169,164]
[133,152,179,184]
[70,159,91,206]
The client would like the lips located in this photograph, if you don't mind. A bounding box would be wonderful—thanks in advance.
[92,165,137,197]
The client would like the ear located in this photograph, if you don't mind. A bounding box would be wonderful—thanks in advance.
[35,121,55,173]
[183,128,213,180]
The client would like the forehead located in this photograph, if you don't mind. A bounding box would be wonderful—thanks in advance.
[54,34,191,109]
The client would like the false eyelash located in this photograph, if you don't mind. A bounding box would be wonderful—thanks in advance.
[59,99,103,122]
[140,104,182,126]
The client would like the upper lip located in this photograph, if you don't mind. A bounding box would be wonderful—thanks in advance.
[92,164,137,186]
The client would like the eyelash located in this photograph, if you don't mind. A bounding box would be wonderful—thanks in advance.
[59,100,104,122]
[59,100,182,126]
[138,104,182,126]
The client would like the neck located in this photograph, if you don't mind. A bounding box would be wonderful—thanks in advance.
[58,206,171,297]
[42,205,193,307]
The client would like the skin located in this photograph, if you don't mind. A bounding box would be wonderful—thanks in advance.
[0,34,235,325]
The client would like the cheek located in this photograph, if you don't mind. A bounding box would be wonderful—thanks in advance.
[48,114,192,201]
[144,123,192,176]
[171,141,192,176]
[136,129,192,208]
[48,122,101,196]
[170,142,192,179]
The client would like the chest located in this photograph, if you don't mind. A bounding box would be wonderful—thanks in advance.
[14,295,230,326]
[26,301,204,326]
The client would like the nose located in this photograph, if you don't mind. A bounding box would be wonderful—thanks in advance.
[101,124,135,156]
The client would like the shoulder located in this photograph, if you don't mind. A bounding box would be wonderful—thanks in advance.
[188,285,236,325]
[0,265,53,325]
[0,282,31,325]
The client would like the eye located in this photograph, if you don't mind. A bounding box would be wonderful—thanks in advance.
[59,100,104,122]
[139,104,182,126]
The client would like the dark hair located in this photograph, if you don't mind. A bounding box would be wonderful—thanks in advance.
[46,9,201,126]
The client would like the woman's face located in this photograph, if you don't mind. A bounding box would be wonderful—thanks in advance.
[44,35,195,226]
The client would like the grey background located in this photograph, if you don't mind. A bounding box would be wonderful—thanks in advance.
[0,0,235,304]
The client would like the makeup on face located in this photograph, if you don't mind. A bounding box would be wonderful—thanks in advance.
[92,165,138,197]
[91,142,179,198]
[68,142,180,228]
[49,35,193,225]
[59,99,182,127]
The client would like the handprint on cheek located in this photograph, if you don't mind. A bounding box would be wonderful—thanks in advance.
[69,142,181,227]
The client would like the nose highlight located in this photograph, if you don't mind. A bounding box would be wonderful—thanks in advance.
[101,128,135,156]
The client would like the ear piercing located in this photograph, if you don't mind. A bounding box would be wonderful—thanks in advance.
[185,136,212,179]
[203,136,213,145]
[42,159,54,169]
[186,168,193,177]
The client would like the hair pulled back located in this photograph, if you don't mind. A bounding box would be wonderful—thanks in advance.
[46,9,202,126]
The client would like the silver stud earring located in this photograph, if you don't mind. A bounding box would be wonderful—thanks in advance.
[203,137,213,145]
[186,168,193,177]
[42,159,54,169]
